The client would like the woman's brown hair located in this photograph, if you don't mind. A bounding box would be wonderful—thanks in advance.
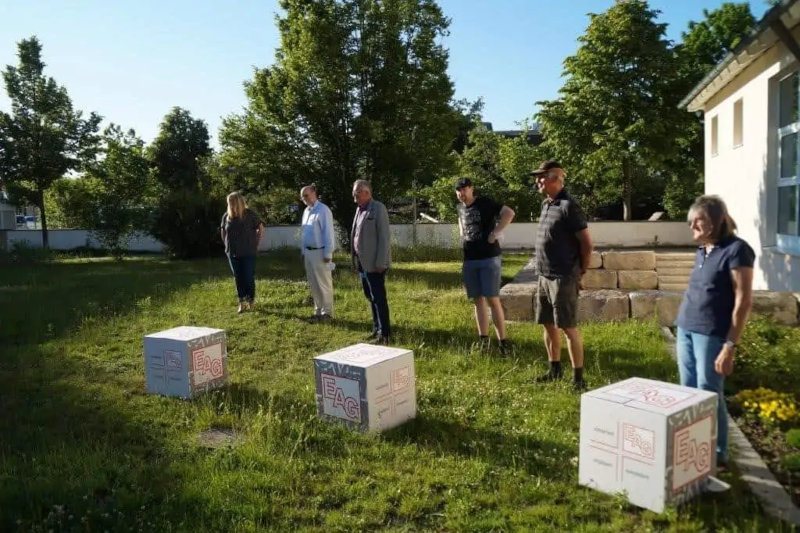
[687,195,737,242]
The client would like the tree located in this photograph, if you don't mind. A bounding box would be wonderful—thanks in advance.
[149,107,220,258]
[536,0,682,220]
[85,125,152,257]
[665,3,755,218]
[219,0,463,241]
[0,37,101,247]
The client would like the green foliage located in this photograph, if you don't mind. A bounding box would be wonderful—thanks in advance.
[219,0,463,240]
[247,186,302,226]
[726,316,800,395]
[86,125,153,258]
[424,121,542,221]
[0,36,101,247]
[663,3,755,220]
[536,1,680,220]
[149,188,223,259]
[780,452,800,472]
[786,428,800,448]
[44,177,98,229]
[148,108,221,258]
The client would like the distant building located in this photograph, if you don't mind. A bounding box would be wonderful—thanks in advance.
[483,122,543,145]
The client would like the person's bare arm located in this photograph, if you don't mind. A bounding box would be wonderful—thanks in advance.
[576,228,593,274]
[488,205,515,243]
[716,266,754,376]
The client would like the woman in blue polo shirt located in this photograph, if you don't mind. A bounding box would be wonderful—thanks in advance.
[675,195,754,470]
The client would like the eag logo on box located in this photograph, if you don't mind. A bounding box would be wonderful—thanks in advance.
[321,374,361,422]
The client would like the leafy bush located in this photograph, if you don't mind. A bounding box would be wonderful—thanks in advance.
[732,388,800,427]
[727,317,800,394]
[786,428,800,449]
[150,189,224,259]
[780,453,800,472]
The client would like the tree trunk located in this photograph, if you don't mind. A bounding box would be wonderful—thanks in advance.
[622,159,633,222]
[38,189,49,249]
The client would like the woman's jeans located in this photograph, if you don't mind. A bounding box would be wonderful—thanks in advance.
[676,327,728,462]
[228,255,256,303]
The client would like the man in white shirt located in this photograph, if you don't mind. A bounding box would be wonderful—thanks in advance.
[300,184,335,322]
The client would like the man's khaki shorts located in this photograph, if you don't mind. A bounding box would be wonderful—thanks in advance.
[535,275,579,328]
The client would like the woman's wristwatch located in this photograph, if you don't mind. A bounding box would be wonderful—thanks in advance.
[724,340,737,350]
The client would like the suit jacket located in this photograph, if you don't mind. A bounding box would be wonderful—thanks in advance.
[351,199,391,273]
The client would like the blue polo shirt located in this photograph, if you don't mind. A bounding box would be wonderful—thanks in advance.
[675,235,755,338]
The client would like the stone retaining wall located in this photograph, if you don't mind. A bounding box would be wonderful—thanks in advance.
[583,251,660,290]
[500,258,800,326]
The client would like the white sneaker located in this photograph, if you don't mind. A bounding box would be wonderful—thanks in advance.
[704,476,731,493]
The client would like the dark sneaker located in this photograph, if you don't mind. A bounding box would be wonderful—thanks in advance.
[364,331,381,341]
[307,315,321,323]
[498,339,513,356]
[572,378,588,392]
[534,369,563,383]
[375,336,390,346]
[318,314,333,323]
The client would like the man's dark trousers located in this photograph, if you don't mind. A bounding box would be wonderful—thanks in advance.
[359,267,390,338]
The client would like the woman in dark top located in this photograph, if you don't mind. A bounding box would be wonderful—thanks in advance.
[220,192,264,313]
[675,195,754,469]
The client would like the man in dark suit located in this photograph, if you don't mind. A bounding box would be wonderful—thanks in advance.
[351,179,392,344]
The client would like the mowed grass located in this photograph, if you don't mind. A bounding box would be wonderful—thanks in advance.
[0,250,787,532]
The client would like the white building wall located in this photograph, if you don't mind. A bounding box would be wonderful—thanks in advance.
[703,38,800,291]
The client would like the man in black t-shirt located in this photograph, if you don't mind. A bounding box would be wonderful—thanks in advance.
[530,160,593,390]
[455,178,515,354]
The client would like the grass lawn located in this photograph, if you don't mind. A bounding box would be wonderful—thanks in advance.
[0,250,790,532]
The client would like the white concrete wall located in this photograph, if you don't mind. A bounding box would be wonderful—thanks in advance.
[5,222,695,252]
[702,33,800,291]
[6,230,165,252]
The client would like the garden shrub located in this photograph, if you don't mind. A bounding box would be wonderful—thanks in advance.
[786,428,800,449]
[728,317,800,394]
[780,453,800,472]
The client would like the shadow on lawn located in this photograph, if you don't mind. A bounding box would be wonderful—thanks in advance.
[384,414,573,477]
[0,257,231,346]
[0,345,204,530]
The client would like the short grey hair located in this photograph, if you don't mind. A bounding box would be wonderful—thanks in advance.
[352,179,372,193]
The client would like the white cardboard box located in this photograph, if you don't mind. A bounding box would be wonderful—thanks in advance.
[579,377,718,513]
[314,343,416,432]
[143,326,227,398]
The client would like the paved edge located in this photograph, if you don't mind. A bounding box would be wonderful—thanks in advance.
[661,326,800,526]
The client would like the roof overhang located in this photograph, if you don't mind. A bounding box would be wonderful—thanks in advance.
[680,0,800,112]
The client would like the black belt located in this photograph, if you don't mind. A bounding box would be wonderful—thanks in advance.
[305,246,323,250]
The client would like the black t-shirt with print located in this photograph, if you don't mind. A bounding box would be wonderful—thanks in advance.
[458,196,503,261]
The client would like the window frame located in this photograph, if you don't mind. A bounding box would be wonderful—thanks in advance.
[777,72,800,255]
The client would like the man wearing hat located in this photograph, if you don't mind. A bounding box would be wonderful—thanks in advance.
[530,160,593,389]
[455,177,516,353]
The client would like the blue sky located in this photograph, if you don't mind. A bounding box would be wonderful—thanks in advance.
[0,1,770,147]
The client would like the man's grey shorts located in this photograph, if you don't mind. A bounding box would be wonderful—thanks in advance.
[462,256,502,298]
[535,275,579,328]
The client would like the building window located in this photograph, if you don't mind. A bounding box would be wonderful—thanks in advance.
[711,115,719,156]
[777,72,800,254]
[733,98,743,147]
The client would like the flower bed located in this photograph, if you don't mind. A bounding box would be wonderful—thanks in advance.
[725,317,800,506]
